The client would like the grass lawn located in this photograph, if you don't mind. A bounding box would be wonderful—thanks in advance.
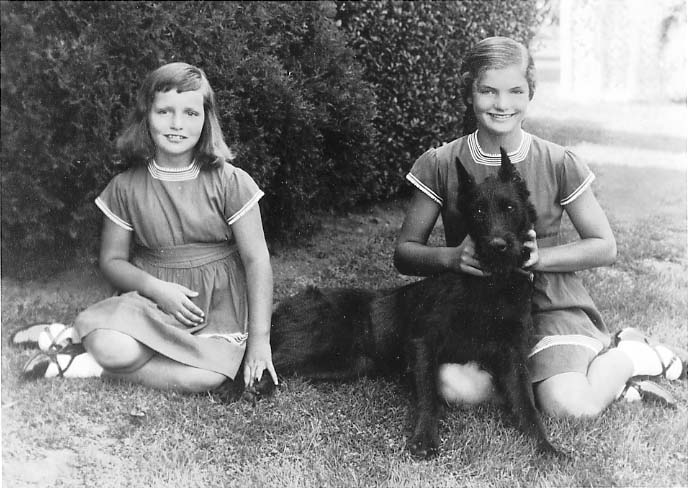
[2,64,688,486]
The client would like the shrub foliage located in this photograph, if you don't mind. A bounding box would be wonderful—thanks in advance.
[336,0,543,197]
[1,0,542,274]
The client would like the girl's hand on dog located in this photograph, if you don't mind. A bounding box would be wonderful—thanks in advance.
[455,235,489,277]
[523,229,539,269]
[151,280,205,327]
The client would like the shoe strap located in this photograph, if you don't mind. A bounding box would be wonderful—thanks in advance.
[47,327,74,354]
[55,352,77,378]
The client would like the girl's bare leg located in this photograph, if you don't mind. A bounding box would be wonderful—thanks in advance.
[535,348,633,417]
[84,329,225,393]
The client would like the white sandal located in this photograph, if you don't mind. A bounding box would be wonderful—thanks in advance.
[10,322,76,352]
[619,379,676,408]
[613,328,685,381]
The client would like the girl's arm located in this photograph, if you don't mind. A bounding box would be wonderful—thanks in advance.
[231,204,278,387]
[99,218,205,326]
[532,187,617,272]
[394,190,487,277]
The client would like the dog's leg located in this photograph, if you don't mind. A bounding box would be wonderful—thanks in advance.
[406,336,441,458]
[498,349,561,457]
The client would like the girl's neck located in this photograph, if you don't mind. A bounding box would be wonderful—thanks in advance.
[475,128,524,155]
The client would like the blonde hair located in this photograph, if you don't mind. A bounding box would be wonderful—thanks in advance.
[460,37,536,135]
[116,62,234,168]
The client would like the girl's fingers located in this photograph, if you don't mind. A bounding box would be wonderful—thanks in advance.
[243,364,261,388]
[179,285,199,297]
[267,363,279,385]
[244,362,278,387]
[243,366,252,388]
[175,309,203,326]
[181,299,205,322]
[461,264,486,277]
[175,311,193,326]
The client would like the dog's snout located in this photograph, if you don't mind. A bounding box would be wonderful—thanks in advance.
[489,237,509,252]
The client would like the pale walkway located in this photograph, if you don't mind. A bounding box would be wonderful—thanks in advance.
[527,29,687,171]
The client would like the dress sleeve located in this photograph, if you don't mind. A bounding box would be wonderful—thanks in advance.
[558,150,596,206]
[94,174,133,232]
[222,165,264,226]
[405,148,446,207]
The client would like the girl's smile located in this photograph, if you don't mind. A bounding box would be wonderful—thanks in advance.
[469,65,530,151]
[149,89,205,168]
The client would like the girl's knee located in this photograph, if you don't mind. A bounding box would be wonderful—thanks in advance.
[535,374,605,418]
[84,329,153,372]
[437,362,497,405]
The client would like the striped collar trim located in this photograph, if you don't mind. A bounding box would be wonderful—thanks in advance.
[148,159,200,181]
[467,130,532,166]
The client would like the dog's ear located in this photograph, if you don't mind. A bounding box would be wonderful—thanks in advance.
[498,147,519,182]
[455,156,475,194]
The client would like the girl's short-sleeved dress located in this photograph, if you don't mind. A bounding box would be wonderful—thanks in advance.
[74,160,263,379]
[407,130,612,382]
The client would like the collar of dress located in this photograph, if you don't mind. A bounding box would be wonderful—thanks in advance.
[147,159,201,181]
[468,130,532,166]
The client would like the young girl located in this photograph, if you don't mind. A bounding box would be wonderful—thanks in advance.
[21,62,277,393]
[394,37,684,416]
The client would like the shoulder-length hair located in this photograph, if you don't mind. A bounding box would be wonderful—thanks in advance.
[116,62,234,169]
[460,37,536,135]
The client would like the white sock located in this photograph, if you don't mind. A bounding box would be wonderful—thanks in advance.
[617,383,641,403]
[616,340,663,377]
[45,353,103,378]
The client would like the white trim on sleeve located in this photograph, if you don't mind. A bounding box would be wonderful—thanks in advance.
[560,173,595,206]
[226,190,264,226]
[406,173,443,206]
[95,197,133,232]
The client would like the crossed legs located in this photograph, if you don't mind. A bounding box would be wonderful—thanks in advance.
[84,329,226,393]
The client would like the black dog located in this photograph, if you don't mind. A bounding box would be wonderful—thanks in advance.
[229,149,560,458]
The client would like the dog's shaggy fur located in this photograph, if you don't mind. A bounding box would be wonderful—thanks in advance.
[227,149,561,458]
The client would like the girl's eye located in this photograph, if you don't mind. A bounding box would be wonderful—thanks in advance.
[186,110,199,116]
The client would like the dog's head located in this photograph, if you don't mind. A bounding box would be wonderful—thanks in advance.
[455,149,537,274]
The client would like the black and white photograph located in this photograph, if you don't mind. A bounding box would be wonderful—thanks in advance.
[1,1,686,486]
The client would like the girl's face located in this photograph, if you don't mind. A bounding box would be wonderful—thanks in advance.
[469,65,530,140]
[148,89,205,167]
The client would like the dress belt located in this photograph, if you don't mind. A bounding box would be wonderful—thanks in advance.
[133,242,237,268]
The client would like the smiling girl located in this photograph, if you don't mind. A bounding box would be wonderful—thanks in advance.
[395,37,684,416]
[22,62,277,393]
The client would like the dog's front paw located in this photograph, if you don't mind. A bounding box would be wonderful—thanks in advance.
[407,426,440,459]
[537,440,569,461]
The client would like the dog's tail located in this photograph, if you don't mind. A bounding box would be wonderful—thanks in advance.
[270,286,378,379]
